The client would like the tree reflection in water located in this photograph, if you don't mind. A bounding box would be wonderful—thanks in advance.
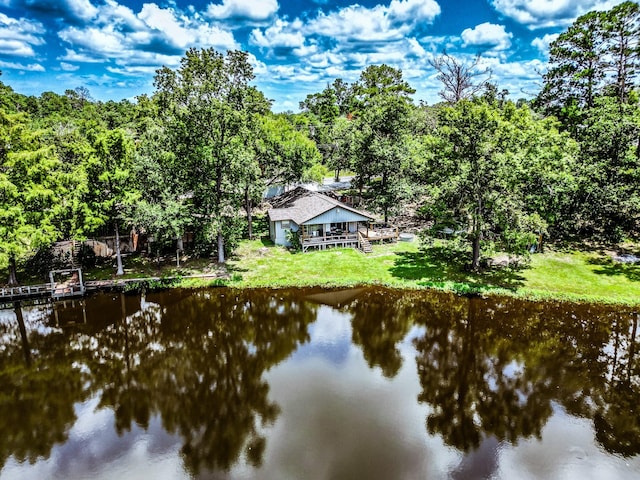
[67,288,317,475]
[349,288,416,378]
[411,293,640,458]
[0,302,88,469]
[595,313,640,457]
[1,286,638,477]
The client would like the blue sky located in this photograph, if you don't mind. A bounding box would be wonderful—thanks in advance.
[0,0,628,111]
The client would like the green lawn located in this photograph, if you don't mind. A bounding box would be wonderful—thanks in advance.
[226,239,420,288]
[519,250,640,304]
[225,239,640,305]
[14,236,639,305]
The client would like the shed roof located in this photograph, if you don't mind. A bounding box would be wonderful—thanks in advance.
[268,187,374,225]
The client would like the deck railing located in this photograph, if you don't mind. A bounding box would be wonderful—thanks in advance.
[359,226,399,241]
[0,284,53,299]
[1,280,85,301]
[301,232,359,251]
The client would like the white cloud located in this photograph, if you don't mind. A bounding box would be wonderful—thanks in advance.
[306,0,440,42]
[0,59,45,71]
[57,2,238,75]
[343,38,431,67]
[64,0,99,21]
[305,51,346,69]
[407,38,428,57]
[100,0,145,30]
[0,13,45,57]
[60,62,79,71]
[7,0,98,22]
[136,4,237,51]
[59,48,104,63]
[0,38,35,56]
[388,0,442,22]
[461,22,512,50]
[60,26,125,56]
[207,0,278,21]
[267,64,324,83]
[490,0,627,29]
[106,65,158,76]
[138,3,192,47]
[248,0,440,65]
[250,19,307,50]
[531,33,559,55]
[419,35,457,53]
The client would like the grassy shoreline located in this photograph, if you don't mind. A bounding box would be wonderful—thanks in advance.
[216,239,640,306]
[14,238,640,306]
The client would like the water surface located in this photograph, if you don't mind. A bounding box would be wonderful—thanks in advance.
[1,287,639,479]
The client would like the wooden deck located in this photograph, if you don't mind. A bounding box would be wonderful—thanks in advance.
[300,225,398,252]
[302,232,360,252]
[359,226,399,243]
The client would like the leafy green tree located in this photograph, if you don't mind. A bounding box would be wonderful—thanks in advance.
[299,79,355,182]
[603,1,640,106]
[539,11,606,113]
[538,1,640,115]
[573,95,640,239]
[154,48,270,262]
[34,117,101,242]
[0,109,66,284]
[131,100,191,254]
[242,113,319,239]
[498,102,579,243]
[352,65,415,223]
[86,128,138,275]
[299,78,354,123]
[537,3,640,240]
[32,91,73,120]
[424,100,505,269]
[423,100,576,268]
[320,116,356,182]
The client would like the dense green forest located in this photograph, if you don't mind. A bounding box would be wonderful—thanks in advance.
[1,2,639,283]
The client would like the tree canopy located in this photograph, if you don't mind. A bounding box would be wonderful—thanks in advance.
[2,0,640,281]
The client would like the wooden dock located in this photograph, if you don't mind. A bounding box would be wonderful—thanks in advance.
[0,272,228,305]
[0,282,87,302]
[0,284,53,301]
[1,268,86,303]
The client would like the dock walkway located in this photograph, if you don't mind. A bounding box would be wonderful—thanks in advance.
[0,272,227,305]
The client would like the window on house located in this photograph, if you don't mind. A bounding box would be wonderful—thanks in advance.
[281,220,290,229]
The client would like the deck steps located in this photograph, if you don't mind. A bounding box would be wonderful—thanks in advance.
[359,234,373,253]
[71,240,82,268]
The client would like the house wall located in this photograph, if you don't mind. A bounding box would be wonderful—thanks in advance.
[271,220,299,246]
[305,207,371,226]
[302,221,360,237]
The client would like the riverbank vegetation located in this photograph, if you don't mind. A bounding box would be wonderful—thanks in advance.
[221,239,640,305]
[1,3,640,303]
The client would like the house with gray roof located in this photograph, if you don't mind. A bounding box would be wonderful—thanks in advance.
[267,187,375,252]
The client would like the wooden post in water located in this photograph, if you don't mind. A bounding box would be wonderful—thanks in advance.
[14,301,31,367]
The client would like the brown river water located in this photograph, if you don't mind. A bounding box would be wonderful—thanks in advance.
[0,286,639,479]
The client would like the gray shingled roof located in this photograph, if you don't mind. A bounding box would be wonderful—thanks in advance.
[268,187,373,225]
